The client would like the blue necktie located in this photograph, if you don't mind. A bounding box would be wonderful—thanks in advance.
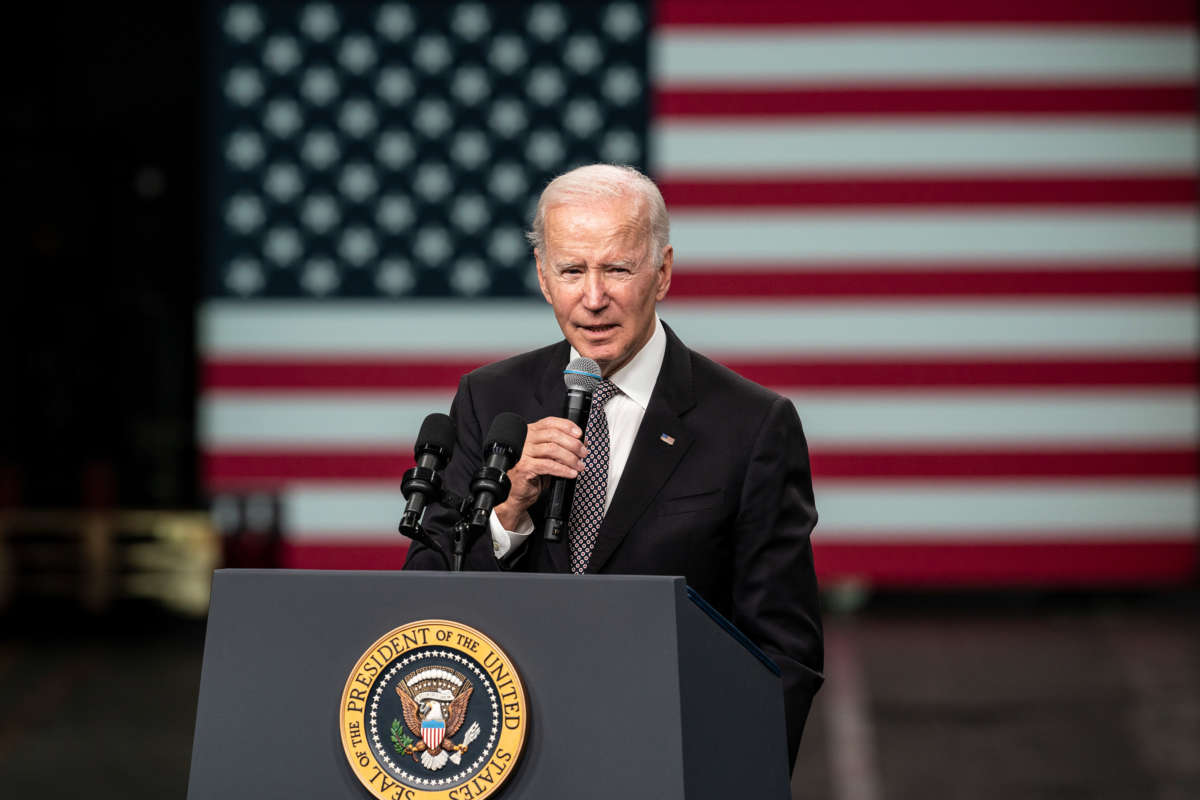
[568,379,618,574]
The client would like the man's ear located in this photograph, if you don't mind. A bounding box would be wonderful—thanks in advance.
[655,245,673,302]
[534,249,553,305]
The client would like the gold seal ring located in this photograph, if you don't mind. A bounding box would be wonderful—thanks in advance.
[339,619,527,800]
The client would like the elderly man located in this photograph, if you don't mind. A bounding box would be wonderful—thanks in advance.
[404,164,822,766]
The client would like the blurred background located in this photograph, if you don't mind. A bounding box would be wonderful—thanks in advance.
[1,1,1196,798]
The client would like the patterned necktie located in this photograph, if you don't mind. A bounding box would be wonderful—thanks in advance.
[568,379,618,574]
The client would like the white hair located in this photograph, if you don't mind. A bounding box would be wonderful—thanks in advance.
[526,164,670,264]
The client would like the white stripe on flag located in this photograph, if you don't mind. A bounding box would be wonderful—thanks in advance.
[201,394,453,446]
[200,301,562,355]
[200,391,1198,447]
[200,301,1200,356]
[669,211,1199,260]
[655,30,1199,85]
[277,482,1199,540]
[817,481,1199,536]
[655,122,1199,174]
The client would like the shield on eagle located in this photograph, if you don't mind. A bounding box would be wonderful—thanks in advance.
[421,719,445,751]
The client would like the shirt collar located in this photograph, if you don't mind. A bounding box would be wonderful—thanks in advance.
[569,315,665,412]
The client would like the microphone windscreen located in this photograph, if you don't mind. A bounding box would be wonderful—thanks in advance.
[484,412,528,461]
[416,413,456,455]
[563,357,601,393]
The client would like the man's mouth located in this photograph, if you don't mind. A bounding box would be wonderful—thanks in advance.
[579,323,618,334]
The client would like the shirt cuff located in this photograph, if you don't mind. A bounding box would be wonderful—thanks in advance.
[489,509,535,560]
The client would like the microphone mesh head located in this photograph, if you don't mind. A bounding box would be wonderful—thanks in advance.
[416,413,456,454]
[562,357,602,393]
[484,411,528,461]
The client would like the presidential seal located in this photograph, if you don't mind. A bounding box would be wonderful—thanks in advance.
[340,620,527,800]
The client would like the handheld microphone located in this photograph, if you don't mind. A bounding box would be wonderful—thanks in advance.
[467,411,528,531]
[399,413,455,551]
[542,358,601,542]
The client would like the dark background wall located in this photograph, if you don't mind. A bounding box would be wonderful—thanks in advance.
[3,5,201,509]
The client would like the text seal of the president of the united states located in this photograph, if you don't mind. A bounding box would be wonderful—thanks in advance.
[340,620,527,800]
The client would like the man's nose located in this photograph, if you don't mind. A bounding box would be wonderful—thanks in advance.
[581,269,608,309]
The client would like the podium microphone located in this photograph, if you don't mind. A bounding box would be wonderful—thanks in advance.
[466,412,527,528]
[399,413,455,554]
[452,412,526,571]
[541,357,601,542]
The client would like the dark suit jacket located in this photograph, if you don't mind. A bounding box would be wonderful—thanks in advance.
[405,322,823,766]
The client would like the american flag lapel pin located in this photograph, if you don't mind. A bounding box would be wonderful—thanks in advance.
[659,433,676,446]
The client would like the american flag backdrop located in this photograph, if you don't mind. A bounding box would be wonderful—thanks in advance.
[201,1,1199,586]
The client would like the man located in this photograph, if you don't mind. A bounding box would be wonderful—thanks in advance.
[405,164,822,766]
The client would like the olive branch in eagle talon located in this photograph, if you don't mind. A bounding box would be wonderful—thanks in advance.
[390,719,415,755]
[396,682,480,763]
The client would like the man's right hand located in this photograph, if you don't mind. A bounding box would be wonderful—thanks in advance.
[493,416,588,530]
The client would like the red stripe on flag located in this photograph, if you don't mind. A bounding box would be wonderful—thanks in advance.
[810,447,1199,479]
[660,176,1199,207]
[203,446,1197,487]
[667,267,1199,299]
[656,86,1199,118]
[274,538,1198,585]
[725,356,1199,388]
[280,540,411,570]
[813,538,1198,586]
[657,0,1197,26]
[204,359,489,391]
[205,451,416,485]
[202,356,1198,392]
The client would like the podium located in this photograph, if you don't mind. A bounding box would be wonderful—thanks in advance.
[187,569,791,799]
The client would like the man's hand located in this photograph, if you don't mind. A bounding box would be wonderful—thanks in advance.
[493,416,587,530]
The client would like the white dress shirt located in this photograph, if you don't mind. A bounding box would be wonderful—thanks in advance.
[489,316,667,558]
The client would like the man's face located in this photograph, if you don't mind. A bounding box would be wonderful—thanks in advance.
[535,198,672,376]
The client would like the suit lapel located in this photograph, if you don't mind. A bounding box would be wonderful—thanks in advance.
[533,342,570,419]
[533,342,572,573]
[586,325,696,573]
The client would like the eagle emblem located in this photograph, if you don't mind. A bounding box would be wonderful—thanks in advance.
[395,667,481,771]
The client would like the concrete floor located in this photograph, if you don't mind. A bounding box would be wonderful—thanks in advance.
[2,591,1197,799]
[792,592,1200,800]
